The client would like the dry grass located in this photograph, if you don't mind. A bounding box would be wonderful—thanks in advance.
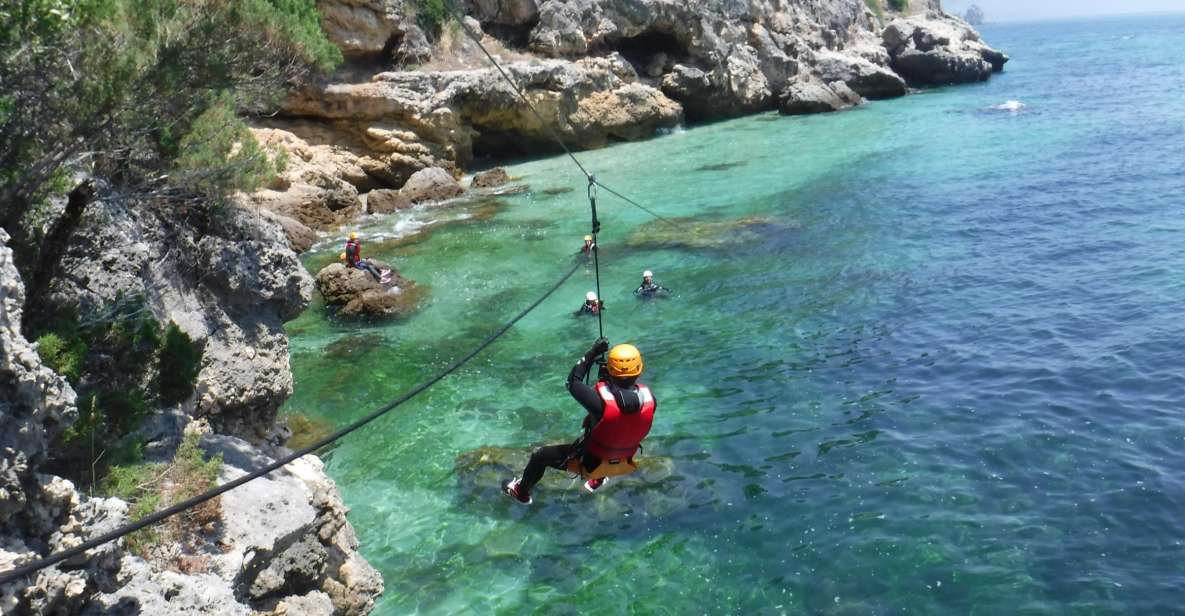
[103,433,224,570]
[419,26,540,72]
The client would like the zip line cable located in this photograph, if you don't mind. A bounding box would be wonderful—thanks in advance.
[0,261,583,586]
[1,2,680,586]
[588,176,605,339]
[444,2,679,228]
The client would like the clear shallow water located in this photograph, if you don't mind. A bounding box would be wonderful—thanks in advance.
[284,15,1185,615]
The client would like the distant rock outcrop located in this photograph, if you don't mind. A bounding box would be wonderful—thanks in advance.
[883,11,1008,85]
[964,4,986,26]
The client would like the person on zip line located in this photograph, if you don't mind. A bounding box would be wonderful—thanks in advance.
[503,337,656,504]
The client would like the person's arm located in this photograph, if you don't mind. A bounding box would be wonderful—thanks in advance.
[567,337,609,422]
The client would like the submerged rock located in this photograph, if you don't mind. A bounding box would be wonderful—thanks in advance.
[455,445,677,490]
[627,215,775,250]
[315,262,421,319]
[882,12,1009,86]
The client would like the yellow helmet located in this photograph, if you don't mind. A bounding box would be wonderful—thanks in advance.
[607,344,643,379]
[349,232,358,240]
[584,235,593,242]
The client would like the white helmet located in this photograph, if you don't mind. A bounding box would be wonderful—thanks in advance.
[643,270,653,278]
[586,291,598,301]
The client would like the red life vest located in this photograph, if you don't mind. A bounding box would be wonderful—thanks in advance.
[585,381,654,459]
[345,239,361,265]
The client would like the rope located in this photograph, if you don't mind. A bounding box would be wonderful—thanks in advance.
[0,1,679,587]
[444,2,678,226]
[0,260,583,586]
[593,179,679,228]
[588,176,604,339]
[444,3,591,181]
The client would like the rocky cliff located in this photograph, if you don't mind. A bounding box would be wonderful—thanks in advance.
[0,201,382,614]
[248,0,1006,241]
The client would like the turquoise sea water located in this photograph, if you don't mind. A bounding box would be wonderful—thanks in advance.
[283,14,1185,615]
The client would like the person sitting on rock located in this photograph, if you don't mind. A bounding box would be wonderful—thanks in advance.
[633,270,670,298]
[575,291,603,316]
[580,234,596,257]
[343,231,390,283]
[504,337,656,504]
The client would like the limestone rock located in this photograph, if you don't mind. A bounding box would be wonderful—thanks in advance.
[84,438,382,616]
[399,166,464,203]
[471,167,510,189]
[317,0,431,63]
[260,209,318,253]
[315,262,420,319]
[882,12,1008,85]
[365,188,412,214]
[0,229,78,527]
[778,78,863,115]
[464,0,539,26]
[43,200,312,440]
[813,50,907,100]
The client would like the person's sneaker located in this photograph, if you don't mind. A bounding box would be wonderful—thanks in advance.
[503,477,532,505]
[583,477,608,493]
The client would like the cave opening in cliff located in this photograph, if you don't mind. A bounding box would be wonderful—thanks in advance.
[602,30,688,77]
[480,20,539,50]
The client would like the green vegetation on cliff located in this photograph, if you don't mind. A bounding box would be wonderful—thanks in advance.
[36,298,205,487]
[102,432,224,560]
[0,0,339,268]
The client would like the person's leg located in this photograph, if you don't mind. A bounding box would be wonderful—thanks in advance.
[519,443,577,494]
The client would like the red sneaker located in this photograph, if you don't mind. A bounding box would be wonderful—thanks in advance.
[503,477,532,505]
[583,477,608,493]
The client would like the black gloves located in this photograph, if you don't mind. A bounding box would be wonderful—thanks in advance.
[589,337,610,357]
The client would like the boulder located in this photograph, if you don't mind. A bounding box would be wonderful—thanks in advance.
[315,262,420,319]
[471,167,510,189]
[317,0,430,63]
[882,12,1008,85]
[464,0,539,26]
[399,167,464,204]
[778,78,863,115]
[260,209,318,253]
[365,189,411,214]
[813,50,907,100]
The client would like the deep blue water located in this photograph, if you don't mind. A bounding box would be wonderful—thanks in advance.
[284,13,1185,614]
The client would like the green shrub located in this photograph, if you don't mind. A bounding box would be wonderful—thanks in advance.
[887,0,907,11]
[415,0,451,36]
[100,432,223,558]
[173,93,282,200]
[158,323,202,405]
[35,332,88,382]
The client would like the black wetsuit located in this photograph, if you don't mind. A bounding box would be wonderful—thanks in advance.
[518,343,656,493]
[634,281,669,297]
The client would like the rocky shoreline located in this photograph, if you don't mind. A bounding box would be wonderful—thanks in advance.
[0,1,1005,613]
[247,0,1007,250]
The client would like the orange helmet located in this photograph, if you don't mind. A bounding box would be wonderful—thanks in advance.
[607,344,643,378]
